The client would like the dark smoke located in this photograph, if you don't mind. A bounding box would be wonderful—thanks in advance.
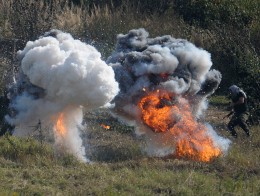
[107,28,230,157]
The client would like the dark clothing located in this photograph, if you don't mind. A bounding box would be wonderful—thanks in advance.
[231,92,248,114]
[228,91,250,138]
[228,113,250,138]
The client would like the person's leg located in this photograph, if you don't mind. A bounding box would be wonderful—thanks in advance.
[228,116,239,138]
[238,113,250,137]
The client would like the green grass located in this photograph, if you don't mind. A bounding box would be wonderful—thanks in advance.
[209,95,230,106]
[0,104,259,195]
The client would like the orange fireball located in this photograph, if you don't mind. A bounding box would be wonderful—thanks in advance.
[138,89,222,162]
[55,113,66,137]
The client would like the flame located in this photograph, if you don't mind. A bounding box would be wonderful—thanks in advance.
[101,124,110,130]
[55,113,66,137]
[138,90,222,162]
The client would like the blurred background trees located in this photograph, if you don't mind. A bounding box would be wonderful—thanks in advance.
[0,0,259,123]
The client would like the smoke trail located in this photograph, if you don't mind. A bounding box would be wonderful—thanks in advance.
[7,29,119,162]
[108,28,231,161]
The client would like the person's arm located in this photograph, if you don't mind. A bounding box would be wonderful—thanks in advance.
[223,111,234,119]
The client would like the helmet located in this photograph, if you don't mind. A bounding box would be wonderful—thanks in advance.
[229,85,240,95]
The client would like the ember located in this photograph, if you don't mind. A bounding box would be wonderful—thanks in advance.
[101,124,111,130]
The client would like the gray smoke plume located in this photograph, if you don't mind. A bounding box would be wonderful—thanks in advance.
[108,28,230,160]
[7,29,119,162]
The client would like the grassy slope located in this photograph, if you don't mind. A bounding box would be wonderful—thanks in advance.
[0,97,259,195]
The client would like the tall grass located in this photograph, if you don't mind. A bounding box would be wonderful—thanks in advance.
[0,0,258,58]
[0,0,226,55]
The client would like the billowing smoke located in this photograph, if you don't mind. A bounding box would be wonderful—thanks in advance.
[108,28,230,162]
[7,29,119,162]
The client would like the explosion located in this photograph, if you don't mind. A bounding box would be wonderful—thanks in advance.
[6,29,119,162]
[138,89,221,162]
[108,28,231,162]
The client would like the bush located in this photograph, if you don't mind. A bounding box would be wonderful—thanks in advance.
[237,53,260,124]
[174,0,252,28]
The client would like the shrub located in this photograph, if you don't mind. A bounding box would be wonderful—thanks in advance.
[174,0,252,28]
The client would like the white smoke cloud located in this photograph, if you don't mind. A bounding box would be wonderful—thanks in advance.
[161,78,189,95]
[7,29,119,162]
[17,31,118,109]
[131,45,179,76]
[169,41,212,83]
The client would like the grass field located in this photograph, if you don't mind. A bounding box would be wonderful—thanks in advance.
[0,96,259,195]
